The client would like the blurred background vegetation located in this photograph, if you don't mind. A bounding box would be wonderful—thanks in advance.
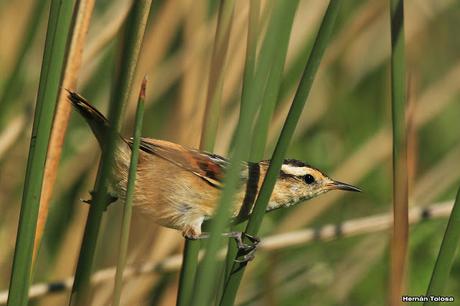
[0,0,459,305]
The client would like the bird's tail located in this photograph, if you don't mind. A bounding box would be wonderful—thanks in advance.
[67,90,109,147]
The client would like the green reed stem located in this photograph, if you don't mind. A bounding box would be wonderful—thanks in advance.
[199,0,235,151]
[237,0,260,123]
[223,0,260,283]
[191,0,285,306]
[223,0,298,286]
[69,1,152,305]
[176,2,235,305]
[220,2,341,305]
[112,79,146,306]
[388,0,408,305]
[6,1,75,305]
[190,1,303,305]
[176,239,200,306]
[424,188,460,306]
[250,1,296,162]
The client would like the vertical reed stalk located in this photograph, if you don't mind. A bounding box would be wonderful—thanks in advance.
[223,0,260,283]
[220,2,341,305]
[6,1,76,305]
[223,0,298,285]
[190,1,300,304]
[249,32,291,161]
[176,240,200,306]
[424,187,460,306]
[112,79,146,306]
[199,0,235,151]
[34,0,96,263]
[69,1,152,305]
[388,0,408,305]
[177,1,235,306]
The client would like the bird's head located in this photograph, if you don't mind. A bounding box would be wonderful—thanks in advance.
[267,159,361,210]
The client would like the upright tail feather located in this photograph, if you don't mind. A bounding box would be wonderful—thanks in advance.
[67,90,109,147]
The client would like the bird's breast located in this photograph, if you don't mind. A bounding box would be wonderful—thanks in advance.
[113,147,222,230]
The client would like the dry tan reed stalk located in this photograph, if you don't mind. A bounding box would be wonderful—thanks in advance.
[33,0,96,262]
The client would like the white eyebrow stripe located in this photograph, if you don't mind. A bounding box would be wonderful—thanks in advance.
[281,164,308,176]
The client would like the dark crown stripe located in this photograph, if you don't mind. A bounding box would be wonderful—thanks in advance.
[283,159,309,167]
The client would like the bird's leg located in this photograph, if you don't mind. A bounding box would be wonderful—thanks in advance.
[223,231,260,251]
[224,232,260,263]
[81,190,118,210]
[187,231,260,263]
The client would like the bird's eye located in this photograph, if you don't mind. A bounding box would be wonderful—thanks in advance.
[304,174,315,184]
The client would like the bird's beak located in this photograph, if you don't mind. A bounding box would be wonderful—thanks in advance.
[327,180,362,192]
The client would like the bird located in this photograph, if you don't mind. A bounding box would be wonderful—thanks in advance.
[67,91,360,258]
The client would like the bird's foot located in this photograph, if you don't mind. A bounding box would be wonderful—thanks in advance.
[224,232,260,263]
[81,190,118,210]
[187,231,260,263]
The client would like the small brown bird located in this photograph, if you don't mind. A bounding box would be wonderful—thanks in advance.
[68,91,360,249]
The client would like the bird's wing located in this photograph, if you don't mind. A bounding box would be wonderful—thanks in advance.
[131,138,230,188]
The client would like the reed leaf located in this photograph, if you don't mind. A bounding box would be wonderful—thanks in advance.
[250,0,296,163]
[199,0,235,151]
[424,188,460,306]
[112,79,146,306]
[176,240,200,306]
[69,1,152,305]
[223,0,260,284]
[223,0,298,286]
[177,2,235,305]
[220,1,341,305]
[6,1,75,305]
[189,1,303,304]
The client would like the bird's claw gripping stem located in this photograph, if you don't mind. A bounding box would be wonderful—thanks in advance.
[193,231,260,263]
[225,232,260,263]
[81,190,118,210]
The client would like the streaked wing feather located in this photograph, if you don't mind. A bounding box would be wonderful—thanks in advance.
[131,138,228,188]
